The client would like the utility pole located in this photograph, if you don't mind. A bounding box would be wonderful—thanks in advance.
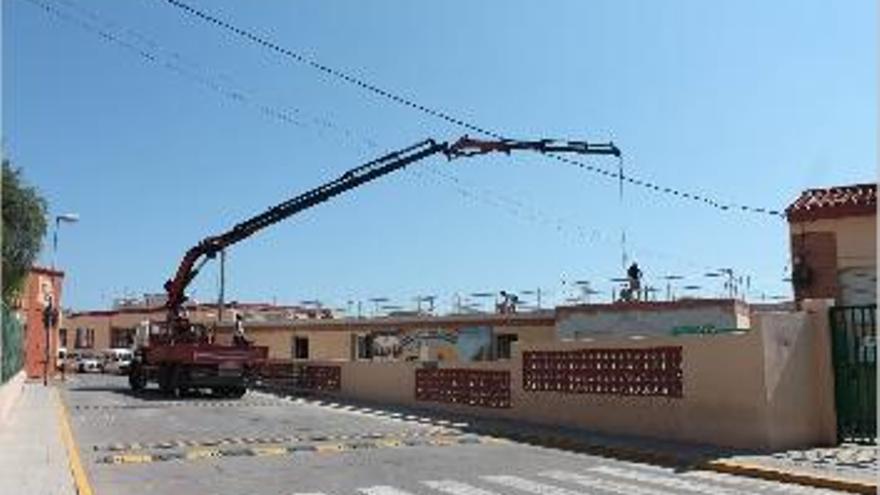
[42,295,58,386]
[218,248,226,322]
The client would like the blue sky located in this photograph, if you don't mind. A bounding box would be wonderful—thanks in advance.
[4,0,876,312]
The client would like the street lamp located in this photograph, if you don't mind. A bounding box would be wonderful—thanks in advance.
[52,213,79,269]
[48,212,78,385]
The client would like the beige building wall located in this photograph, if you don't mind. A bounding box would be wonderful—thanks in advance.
[793,216,876,270]
[790,214,877,305]
[313,301,836,450]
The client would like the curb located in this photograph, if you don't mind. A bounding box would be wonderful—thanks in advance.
[702,459,878,495]
[486,428,877,494]
[55,388,94,495]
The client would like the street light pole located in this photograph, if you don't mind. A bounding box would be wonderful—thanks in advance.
[49,213,78,385]
[52,213,80,269]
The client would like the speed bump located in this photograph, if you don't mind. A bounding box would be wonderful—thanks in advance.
[96,434,497,465]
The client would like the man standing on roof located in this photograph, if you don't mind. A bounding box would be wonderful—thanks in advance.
[233,313,249,346]
[627,262,643,301]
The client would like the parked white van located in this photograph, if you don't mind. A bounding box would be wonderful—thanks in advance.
[102,348,133,375]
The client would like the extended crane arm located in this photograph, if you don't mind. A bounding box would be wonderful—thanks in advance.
[447,135,621,159]
[164,135,620,331]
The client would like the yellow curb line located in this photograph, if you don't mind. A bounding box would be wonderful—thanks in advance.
[55,388,95,495]
[702,459,878,495]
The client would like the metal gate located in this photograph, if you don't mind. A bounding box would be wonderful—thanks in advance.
[829,305,876,444]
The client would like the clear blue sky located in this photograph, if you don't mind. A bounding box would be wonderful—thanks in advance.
[4,0,876,312]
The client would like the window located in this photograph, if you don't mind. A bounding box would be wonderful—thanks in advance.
[75,328,95,349]
[293,336,309,360]
[110,328,135,348]
[59,328,67,348]
[352,334,373,360]
[495,334,518,360]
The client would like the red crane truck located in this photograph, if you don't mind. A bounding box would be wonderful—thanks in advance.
[128,136,619,397]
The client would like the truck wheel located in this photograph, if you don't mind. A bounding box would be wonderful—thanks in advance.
[158,365,177,396]
[227,387,246,399]
[128,364,146,392]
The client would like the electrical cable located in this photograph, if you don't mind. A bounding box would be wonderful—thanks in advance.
[162,0,785,218]
[24,0,791,301]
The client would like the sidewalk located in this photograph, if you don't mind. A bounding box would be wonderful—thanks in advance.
[268,388,878,494]
[0,381,76,495]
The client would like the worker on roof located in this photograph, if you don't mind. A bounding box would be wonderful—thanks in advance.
[233,313,249,346]
[627,262,643,301]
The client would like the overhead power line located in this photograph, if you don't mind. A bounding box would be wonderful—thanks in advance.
[25,0,788,287]
[162,0,784,218]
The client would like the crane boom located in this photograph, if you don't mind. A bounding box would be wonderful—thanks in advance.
[163,135,619,334]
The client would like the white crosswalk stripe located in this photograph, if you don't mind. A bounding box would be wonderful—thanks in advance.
[423,480,503,495]
[359,487,417,495]
[481,475,587,495]
[300,467,841,495]
[540,469,678,495]
[589,465,767,495]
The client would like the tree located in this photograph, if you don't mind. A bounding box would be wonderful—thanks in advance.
[2,160,48,304]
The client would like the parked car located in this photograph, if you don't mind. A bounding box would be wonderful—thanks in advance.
[76,352,103,373]
[102,348,133,375]
[56,347,68,370]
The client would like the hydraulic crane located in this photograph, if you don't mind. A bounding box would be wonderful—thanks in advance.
[129,135,619,397]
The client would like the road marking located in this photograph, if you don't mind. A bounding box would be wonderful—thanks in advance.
[423,480,502,495]
[185,448,222,460]
[252,446,287,456]
[686,470,842,494]
[359,487,417,495]
[55,389,95,495]
[92,429,458,452]
[589,465,751,495]
[540,470,676,495]
[481,475,585,495]
[112,453,153,464]
[95,434,497,464]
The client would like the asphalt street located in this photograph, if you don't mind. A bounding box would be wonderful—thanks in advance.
[62,374,846,495]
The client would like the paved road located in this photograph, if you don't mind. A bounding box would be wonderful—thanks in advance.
[63,374,845,495]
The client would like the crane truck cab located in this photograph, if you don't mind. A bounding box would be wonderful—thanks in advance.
[128,320,268,398]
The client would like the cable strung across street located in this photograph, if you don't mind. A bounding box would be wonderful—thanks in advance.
[162,0,784,218]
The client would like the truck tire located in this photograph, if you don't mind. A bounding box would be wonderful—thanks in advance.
[128,363,147,392]
[158,364,180,397]
[227,386,246,399]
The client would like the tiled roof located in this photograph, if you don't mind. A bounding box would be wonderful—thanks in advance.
[786,183,876,222]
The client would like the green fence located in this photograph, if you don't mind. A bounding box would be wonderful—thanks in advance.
[1,302,24,384]
[830,304,877,444]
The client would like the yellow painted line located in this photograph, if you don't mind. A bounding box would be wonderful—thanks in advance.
[703,459,878,495]
[251,446,287,457]
[376,439,403,448]
[55,388,95,495]
[314,443,346,453]
[112,454,154,464]
[429,437,457,446]
[185,448,221,460]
